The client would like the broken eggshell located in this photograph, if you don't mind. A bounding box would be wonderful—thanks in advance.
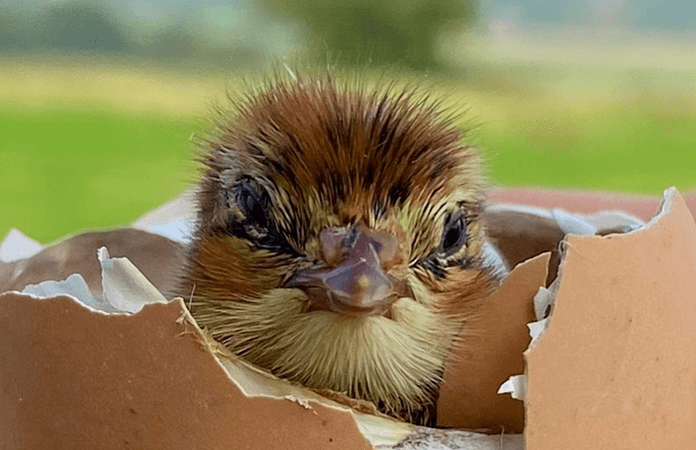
[0,244,523,450]
[523,188,696,450]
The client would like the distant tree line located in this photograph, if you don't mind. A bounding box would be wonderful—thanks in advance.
[260,0,476,70]
[1,3,129,52]
[0,0,478,71]
[0,2,241,62]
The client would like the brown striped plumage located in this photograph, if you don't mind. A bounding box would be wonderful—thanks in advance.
[178,75,501,425]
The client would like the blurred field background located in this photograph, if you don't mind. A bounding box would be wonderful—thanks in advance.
[1,0,695,243]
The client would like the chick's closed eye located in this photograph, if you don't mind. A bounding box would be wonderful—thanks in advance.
[179,74,502,426]
[442,212,467,254]
[233,179,268,228]
[224,178,300,257]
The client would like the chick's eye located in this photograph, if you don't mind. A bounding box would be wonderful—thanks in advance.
[234,181,268,228]
[442,213,466,255]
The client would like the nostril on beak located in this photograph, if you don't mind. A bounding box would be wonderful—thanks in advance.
[362,228,401,270]
[319,224,401,269]
[341,226,359,248]
[319,227,352,266]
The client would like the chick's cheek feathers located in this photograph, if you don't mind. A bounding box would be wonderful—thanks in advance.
[189,236,287,298]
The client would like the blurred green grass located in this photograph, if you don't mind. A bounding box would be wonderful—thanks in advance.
[0,109,201,242]
[481,105,696,193]
[1,51,695,243]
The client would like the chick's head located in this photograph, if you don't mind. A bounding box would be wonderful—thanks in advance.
[181,76,500,425]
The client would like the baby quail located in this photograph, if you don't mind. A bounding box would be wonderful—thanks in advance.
[179,75,503,425]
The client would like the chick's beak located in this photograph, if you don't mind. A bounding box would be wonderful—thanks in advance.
[287,224,408,317]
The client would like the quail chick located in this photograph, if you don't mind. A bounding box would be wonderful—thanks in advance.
[179,75,503,426]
